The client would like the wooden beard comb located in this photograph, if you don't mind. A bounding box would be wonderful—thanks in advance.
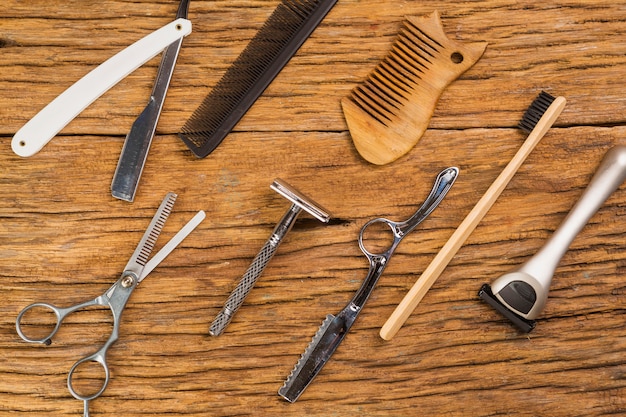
[341,11,487,165]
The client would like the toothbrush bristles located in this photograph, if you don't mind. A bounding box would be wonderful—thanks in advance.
[518,91,556,133]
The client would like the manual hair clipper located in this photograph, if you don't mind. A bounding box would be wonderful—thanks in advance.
[480,145,626,332]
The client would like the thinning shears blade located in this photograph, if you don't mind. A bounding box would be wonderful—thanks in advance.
[125,192,177,278]
[111,0,192,202]
[140,209,205,280]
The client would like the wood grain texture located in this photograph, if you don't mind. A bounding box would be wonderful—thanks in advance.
[1,1,626,416]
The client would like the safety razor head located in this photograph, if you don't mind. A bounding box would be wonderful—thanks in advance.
[478,284,537,333]
[270,179,331,223]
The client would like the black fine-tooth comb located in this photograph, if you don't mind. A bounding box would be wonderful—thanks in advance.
[179,0,338,158]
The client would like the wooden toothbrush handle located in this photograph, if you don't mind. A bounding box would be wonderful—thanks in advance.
[379,96,567,341]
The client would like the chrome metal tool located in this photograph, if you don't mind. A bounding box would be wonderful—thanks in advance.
[111,0,191,202]
[278,167,459,402]
[209,179,331,336]
[480,145,626,332]
[16,193,205,417]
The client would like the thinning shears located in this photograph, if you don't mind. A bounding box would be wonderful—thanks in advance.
[16,193,205,417]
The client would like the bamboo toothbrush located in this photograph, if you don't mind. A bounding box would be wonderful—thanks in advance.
[379,91,566,340]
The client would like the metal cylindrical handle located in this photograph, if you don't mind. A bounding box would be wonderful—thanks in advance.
[520,145,626,286]
[209,205,301,336]
[210,239,279,335]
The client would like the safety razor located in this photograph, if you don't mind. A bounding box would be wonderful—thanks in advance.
[209,179,331,336]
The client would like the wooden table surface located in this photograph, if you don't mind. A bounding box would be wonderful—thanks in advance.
[1,1,625,416]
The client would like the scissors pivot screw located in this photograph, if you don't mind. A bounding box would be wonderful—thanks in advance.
[121,274,136,288]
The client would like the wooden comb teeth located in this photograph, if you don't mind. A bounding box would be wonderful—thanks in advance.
[342,11,487,165]
[179,0,338,158]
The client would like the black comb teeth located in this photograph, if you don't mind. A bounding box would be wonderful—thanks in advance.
[179,0,338,158]
[518,91,556,133]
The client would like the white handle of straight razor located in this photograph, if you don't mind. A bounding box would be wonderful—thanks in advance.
[12,18,192,157]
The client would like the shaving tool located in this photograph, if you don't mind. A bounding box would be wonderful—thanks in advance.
[380,91,566,341]
[209,179,331,336]
[480,145,626,332]
[341,11,487,165]
[111,0,191,202]
[178,0,338,158]
[11,17,192,158]
[278,167,458,402]
[16,193,204,417]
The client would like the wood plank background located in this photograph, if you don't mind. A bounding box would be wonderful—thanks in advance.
[1,0,626,416]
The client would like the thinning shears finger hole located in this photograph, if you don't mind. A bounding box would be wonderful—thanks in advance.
[16,302,65,345]
[68,355,109,401]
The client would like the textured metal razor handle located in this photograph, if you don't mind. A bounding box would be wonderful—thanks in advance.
[209,206,301,336]
[210,240,279,335]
